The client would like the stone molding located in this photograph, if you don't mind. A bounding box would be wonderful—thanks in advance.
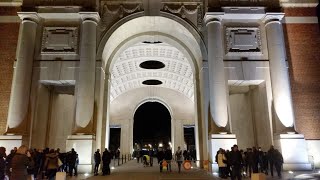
[17,12,40,23]
[79,12,100,23]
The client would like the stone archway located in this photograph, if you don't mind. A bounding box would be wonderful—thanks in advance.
[97,15,208,165]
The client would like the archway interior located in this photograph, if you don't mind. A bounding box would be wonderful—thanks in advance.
[133,102,171,150]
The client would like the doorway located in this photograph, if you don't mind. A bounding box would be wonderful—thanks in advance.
[133,102,171,150]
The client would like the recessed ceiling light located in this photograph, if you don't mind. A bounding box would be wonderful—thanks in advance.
[142,41,162,44]
[140,60,165,69]
[142,79,162,85]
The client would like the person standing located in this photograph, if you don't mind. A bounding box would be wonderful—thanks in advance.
[102,148,111,175]
[94,149,101,176]
[217,149,227,178]
[229,144,243,180]
[175,146,183,173]
[10,145,34,180]
[157,148,165,172]
[0,147,6,180]
[148,149,153,166]
[67,148,78,176]
[267,145,276,177]
[164,148,172,172]
[136,149,141,163]
[274,149,283,178]
[44,149,59,180]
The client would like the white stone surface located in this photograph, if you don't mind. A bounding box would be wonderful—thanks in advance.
[6,19,38,132]
[306,140,320,168]
[66,135,95,173]
[265,20,295,128]
[211,134,237,172]
[0,135,22,152]
[75,18,98,128]
[274,134,311,170]
[206,20,229,128]
[110,42,194,102]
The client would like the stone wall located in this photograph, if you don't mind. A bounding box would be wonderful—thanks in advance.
[282,7,320,139]
[0,6,20,134]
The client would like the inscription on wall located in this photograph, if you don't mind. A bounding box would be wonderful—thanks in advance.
[225,27,264,59]
[41,27,79,54]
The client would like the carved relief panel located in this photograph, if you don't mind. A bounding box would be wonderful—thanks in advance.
[224,26,268,60]
[39,27,79,60]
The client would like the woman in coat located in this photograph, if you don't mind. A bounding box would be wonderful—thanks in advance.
[10,145,34,180]
[44,149,59,180]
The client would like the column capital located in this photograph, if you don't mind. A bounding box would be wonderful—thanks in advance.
[204,12,224,26]
[17,12,40,23]
[263,13,284,25]
[79,12,100,24]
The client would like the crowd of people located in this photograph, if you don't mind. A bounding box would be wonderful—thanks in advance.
[133,146,197,173]
[215,145,284,180]
[0,145,79,180]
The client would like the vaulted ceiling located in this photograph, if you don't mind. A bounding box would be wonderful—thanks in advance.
[109,42,194,102]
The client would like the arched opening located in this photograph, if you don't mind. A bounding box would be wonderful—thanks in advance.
[133,102,171,150]
[97,15,208,166]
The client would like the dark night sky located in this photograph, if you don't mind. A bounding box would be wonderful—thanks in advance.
[133,102,171,145]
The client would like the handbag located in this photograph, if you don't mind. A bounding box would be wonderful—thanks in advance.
[57,158,63,167]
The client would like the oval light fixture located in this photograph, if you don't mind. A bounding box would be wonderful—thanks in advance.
[142,79,162,85]
[139,60,165,69]
[142,41,162,44]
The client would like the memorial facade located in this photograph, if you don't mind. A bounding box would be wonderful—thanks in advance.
[0,0,319,173]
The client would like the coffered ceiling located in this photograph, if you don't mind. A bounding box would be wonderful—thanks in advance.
[109,42,194,102]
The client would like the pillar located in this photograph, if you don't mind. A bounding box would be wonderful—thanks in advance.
[173,120,184,152]
[205,18,229,128]
[6,13,39,134]
[265,19,295,128]
[74,13,100,133]
[265,15,311,170]
[120,122,130,154]
[66,12,100,173]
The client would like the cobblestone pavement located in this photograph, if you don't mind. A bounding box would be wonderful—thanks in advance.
[66,159,318,180]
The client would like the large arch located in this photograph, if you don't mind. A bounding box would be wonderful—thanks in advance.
[96,14,208,164]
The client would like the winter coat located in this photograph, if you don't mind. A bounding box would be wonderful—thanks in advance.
[164,150,172,160]
[0,155,5,179]
[44,153,59,170]
[94,151,101,163]
[10,153,34,180]
[229,150,243,168]
[217,153,227,167]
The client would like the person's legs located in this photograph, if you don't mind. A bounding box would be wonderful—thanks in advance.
[178,161,182,173]
[68,165,74,176]
[275,163,281,178]
[269,162,274,176]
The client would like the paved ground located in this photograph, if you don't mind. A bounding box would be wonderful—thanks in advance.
[65,159,318,180]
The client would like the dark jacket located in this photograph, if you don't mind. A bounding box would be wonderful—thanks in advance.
[164,150,173,160]
[10,153,34,180]
[102,151,111,164]
[229,150,243,168]
[0,154,5,179]
[44,153,59,170]
[94,151,101,163]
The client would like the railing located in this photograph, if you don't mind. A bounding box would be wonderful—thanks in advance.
[111,153,133,167]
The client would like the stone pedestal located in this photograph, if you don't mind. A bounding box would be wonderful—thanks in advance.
[66,135,95,173]
[210,134,237,172]
[0,135,22,152]
[274,134,311,170]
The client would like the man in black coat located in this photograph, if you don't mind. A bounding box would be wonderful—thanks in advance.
[102,148,112,175]
[157,148,165,172]
[267,145,276,177]
[94,149,101,176]
[164,148,173,172]
[229,145,243,180]
[67,148,78,176]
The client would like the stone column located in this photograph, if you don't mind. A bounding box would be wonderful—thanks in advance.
[174,120,184,152]
[205,18,229,128]
[74,13,100,133]
[265,18,295,128]
[6,13,39,134]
